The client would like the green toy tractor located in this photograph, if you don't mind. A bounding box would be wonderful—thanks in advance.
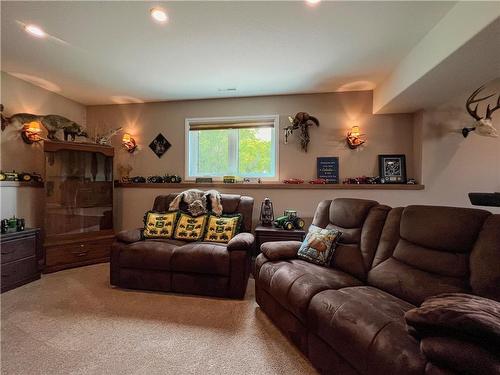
[273,210,305,230]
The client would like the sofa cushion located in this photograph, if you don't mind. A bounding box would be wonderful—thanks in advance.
[173,212,208,241]
[310,199,388,281]
[297,225,341,266]
[308,286,426,375]
[368,205,490,305]
[170,242,230,276]
[257,259,362,322]
[203,214,241,243]
[143,211,177,239]
[119,240,182,271]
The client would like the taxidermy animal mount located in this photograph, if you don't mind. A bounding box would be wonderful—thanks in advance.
[1,106,88,141]
[284,112,319,152]
[462,85,499,138]
[96,126,123,145]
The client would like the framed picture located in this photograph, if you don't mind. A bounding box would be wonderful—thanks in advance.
[317,157,339,184]
[378,154,406,184]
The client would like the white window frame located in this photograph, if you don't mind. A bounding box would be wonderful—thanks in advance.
[185,115,280,181]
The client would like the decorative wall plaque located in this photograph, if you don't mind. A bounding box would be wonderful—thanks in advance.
[149,133,171,158]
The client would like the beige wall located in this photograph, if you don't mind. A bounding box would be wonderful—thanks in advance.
[87,91,416,182]
[91,85,500,231]
[0,72,86,227]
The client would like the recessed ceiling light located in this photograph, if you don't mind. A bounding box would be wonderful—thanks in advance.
[305,0,321,5]
[24,24,46,38]
[150,8,168,23]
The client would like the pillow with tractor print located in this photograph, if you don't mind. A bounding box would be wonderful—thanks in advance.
[203,214,242,243]
[297,224,342,266]
[173,212,208,241]
[143,211,178,239]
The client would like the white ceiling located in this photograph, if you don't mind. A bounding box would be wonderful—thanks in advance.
[1,1,455,105]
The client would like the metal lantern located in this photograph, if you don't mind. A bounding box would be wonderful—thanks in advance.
[259,197,274,226]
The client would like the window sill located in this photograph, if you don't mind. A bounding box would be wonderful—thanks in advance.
[114,181,424,190]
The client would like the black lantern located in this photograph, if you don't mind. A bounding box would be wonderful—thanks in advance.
[260,197,274,226]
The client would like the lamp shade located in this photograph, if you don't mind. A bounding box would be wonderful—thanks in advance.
[26,121,42,133]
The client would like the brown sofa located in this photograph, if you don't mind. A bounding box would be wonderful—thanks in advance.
[111,193,254,298]
[255,198,500,374]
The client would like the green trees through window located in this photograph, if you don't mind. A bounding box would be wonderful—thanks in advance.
[191,126,275,178]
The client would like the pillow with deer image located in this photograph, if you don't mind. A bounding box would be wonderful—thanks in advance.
[297,225,342,266]
[203,214,242,243]
[143,211,178,239]
[173,212,208,241]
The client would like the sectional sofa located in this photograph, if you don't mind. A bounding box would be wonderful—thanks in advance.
[255,198,500,374]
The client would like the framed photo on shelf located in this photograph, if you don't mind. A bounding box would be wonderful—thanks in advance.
[378,154,406,184]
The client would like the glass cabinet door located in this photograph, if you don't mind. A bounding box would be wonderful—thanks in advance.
[45,149,113,237]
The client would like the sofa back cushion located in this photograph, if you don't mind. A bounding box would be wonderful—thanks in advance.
[469,214,500,301]
[153,193,254,232]
[368,205,491,305]
[312,198,389,280]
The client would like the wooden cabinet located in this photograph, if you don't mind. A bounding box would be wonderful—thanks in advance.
[43,141,114,273]
[254,225,306,256]
[1,229,41,293]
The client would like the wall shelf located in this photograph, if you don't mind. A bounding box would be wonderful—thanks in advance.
[114,182,424,190]
[0,181,44,188]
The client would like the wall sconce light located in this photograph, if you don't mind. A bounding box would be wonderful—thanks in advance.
[21,121,43,144]
[122,133,137,153]
[346,125,366,149]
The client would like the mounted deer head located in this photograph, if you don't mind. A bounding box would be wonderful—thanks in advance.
[462,85,499,138]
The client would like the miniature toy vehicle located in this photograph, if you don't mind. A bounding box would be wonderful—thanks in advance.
[165,174,182,183]
[131,176,146,183]
[273,210,305,230]
[147,175,164,183]
[309,178,327,184]
[0,171,19,181]
[283,178,304,184]
[223,175,236,183]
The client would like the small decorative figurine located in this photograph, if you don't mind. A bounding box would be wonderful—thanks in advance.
[260,198,274,226]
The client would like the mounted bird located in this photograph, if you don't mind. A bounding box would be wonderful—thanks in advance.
[462,85,499,138]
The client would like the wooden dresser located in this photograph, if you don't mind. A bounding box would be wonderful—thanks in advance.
[43,141,114,273]
[1,229,42,293]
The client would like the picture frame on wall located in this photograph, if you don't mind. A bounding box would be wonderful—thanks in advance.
[317,157,339,184]
[378,154,406,184]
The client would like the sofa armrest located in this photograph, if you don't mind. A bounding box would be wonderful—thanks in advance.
[261,241,302,260]
[227,232,254,252]
[115,229,143,244]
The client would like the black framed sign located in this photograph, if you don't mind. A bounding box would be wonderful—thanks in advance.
[317,157,339,183]
[378,154,406,184]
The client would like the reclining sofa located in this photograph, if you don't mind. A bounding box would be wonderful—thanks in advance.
[255,198,500,374]
[111,193,254,298]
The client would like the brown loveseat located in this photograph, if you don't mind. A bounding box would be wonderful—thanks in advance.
[111,193,254,298]
[255,198,500,374]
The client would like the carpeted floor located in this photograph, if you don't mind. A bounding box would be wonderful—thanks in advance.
[1,263,317,375]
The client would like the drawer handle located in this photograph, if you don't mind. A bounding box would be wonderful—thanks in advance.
[71,251,88,257]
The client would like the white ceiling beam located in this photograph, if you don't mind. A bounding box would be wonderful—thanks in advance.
[373,3,500,114]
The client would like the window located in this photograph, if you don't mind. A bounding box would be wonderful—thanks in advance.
[185,115,279,180]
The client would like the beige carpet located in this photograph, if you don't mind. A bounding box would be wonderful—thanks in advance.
[1,263,317,375]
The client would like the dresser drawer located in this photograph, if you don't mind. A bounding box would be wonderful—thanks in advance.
[1,237,36,264]
[45,239,113,269]
[1,256,39,292]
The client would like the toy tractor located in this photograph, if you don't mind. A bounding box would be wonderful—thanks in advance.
[273,210,305,230]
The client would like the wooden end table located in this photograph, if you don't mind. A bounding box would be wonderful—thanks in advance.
[254,225,306,256]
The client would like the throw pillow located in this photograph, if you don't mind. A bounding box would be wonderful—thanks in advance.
[143,211,178,239]
[203,214,242,243]
[173,212,208,241]
[297,224,342,266]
